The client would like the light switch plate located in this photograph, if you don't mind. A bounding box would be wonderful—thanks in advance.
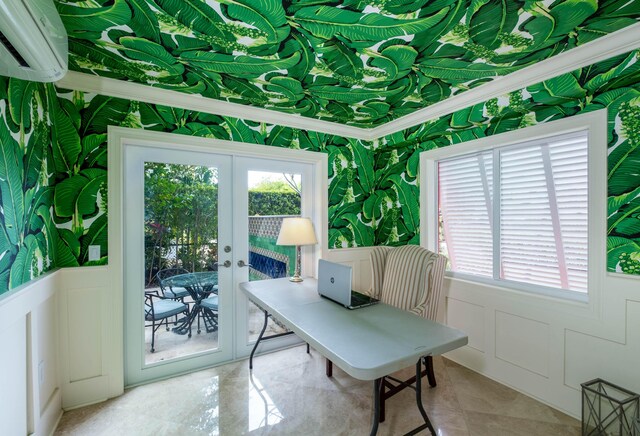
[88,245,101,261]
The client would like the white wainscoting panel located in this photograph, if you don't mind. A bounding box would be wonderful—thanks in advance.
[325,247,374,292]
[0,316,27,435]
[58,266,120,409]
[0,272,61,436]
[495,311,549,377]
[66,287,104,381]
[34,296,60,414]
[444,271,640,418]
[446,297,485,353]
[564,300,640,394]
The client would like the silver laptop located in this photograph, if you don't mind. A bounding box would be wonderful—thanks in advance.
[317,260,379,310]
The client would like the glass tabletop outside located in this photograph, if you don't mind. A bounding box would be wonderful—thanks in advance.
[161,271,218,291]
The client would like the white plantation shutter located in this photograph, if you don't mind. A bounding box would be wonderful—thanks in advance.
[438,131,589,293]
[438,151,493,277]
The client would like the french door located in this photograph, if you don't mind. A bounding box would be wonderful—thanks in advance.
[124,145,234,385]
[232,157,314,358]
[122,134,320,386]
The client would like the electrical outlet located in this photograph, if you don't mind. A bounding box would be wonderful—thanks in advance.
[88,245,101,261]
[38,360,45,384]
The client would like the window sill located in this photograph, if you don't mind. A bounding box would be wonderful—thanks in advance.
[445,271,589,304]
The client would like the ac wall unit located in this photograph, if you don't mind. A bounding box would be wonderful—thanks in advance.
[0,0,68,82]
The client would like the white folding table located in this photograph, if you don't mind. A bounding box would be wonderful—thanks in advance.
[240,278,468,435]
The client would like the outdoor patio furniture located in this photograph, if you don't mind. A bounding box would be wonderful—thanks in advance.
[156,268,191,300]
[160,271,219,336]
[144,293,189,353]
[199,295,219,334]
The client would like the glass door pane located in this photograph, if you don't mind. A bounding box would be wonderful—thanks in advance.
[246,171,301,342]
[124,145,233,386]
[144,162,221,364]
[233,157,315,358]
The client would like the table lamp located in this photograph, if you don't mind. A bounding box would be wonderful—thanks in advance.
[276,217,318,282]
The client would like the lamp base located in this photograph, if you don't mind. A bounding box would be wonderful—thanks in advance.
[289,275,304,282]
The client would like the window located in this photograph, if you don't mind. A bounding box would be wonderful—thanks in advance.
[420,111,607,301]
[438,131,588,292]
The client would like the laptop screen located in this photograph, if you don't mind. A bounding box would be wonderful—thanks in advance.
[317,260,353,307]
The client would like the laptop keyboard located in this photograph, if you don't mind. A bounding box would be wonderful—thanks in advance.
[351,291,373,306]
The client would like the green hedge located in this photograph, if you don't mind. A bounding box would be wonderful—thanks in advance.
[249,191,301,216]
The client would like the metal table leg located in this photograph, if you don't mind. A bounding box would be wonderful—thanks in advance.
[405,358,436,436]
[370,378,382,436]
[250,310,269,370]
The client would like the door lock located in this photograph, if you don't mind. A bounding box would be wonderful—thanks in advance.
[224,245,231,253]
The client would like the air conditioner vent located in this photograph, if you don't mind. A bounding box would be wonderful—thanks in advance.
[0,0,67,82]
[0,31,30,68]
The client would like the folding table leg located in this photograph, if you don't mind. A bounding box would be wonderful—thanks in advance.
[411,358,436,436]
[249,310,269,370]
[370,378,382,436]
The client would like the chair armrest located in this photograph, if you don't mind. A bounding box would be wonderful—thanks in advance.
[409,305,427,318]
[146,293,167,300]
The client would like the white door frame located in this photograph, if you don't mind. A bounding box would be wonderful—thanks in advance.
[108,127,328,386]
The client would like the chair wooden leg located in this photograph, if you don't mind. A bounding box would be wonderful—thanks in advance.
[326,358,333,377]
[425,355,437,387]
[379,376,386,423]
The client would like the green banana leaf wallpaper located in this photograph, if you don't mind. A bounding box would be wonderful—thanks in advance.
[0,74,370,294]
[53,0,640,127]
[0,77,81,293]
[375,48,640,275]
[1,47,640,295]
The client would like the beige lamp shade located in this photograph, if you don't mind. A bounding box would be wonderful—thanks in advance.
[276,217,318,246]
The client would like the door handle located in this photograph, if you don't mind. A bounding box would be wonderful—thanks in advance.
[216,260,231,268]
[237,260,252,268]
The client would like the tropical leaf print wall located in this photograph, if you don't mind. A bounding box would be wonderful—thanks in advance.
[54,0,640,127]
[55,52,640,275]
[0,78,55,292]
[1,49,640,294]
[0,76,368,294]
[55,89,372,263]
[380,49,640,275]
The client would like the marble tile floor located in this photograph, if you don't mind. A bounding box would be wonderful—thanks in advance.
[146,303,287,365]
[55,345,581,436]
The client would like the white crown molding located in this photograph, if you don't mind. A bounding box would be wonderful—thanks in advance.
[56,23,639,142]
[370,23,640,138]
[56,72,371,140]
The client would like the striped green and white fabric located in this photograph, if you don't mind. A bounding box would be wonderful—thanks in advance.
[370,245,447,322]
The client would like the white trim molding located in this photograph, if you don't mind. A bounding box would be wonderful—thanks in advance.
[57,71,368,140]
[375,23,640,138]
[57,24,640,141]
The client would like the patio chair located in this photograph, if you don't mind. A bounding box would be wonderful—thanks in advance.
[144,293,189,352]
[325,245,447,421]
[156,268,190,301]
[198,295,219,334]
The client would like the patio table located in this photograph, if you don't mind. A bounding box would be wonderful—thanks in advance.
[161,272,218,336]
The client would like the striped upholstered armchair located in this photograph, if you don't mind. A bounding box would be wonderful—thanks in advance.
[369,245,447,323]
